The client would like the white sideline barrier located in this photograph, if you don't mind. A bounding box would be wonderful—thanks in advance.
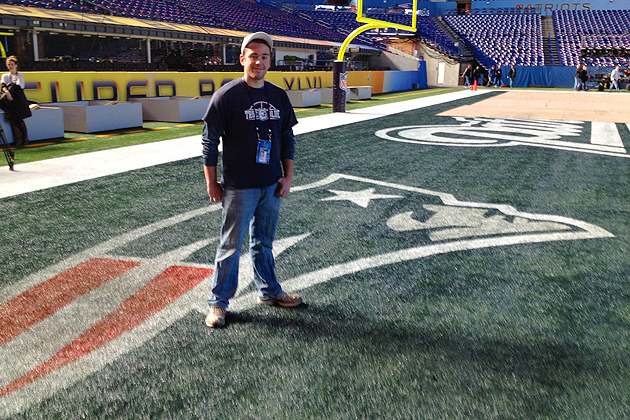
[349,86,372,100]
[285,89,322,108]
[42,100,143,133]
[129,96,211,122]
[1,106,65,143]
[319,87,351,104]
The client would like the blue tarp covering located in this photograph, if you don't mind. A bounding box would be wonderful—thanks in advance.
[498,65,575,88]
[418,61,428,88]
[385,63,427,92]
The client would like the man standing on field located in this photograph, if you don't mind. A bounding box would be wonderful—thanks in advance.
[609,65,621,93]
[201,32,302,328]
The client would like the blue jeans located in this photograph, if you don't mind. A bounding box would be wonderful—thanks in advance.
[207,183,283,308]
[610,79,619,92]
[574,77,581,90]
[464,75,470,87]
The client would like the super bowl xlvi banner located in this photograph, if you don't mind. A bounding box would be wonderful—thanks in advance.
[21,71,328,103]
[19,70,426,103]
[0,172,613,416]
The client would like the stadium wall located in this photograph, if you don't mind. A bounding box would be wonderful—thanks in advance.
[417,46,461,87]
[21,69,427,103]
[374,51,421,72]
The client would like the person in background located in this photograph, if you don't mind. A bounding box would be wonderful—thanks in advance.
[495,65,502,87]
[507,64,516,88]
[574,63,583,91]
[472,65,481,89]
[1,56,31,147]
[462,64,472,88]
[201,32,302,328]
[609,65,621,93]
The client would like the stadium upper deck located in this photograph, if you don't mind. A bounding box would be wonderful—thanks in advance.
[0,0,628,71]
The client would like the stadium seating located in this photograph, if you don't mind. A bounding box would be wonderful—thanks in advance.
[0,0,354,43]
[443,13,544,69]
[360,12,459,56]
[553,10,630,67]
[415,16,459,57]
[292,9,392,48]
[0,0,462,58]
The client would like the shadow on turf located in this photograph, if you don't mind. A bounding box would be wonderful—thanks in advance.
[208,301,619,393]
[216,303,309,329]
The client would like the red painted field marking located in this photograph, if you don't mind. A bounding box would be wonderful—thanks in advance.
[0,258,141,347]
[1,265,212,397]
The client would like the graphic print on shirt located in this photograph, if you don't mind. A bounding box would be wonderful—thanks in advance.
[244,101,281,122]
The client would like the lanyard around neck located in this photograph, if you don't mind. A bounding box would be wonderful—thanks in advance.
[245,81,272,142]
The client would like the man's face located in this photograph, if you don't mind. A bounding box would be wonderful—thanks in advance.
[240,41,271,82]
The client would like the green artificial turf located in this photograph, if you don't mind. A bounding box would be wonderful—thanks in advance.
[1,90,629,420]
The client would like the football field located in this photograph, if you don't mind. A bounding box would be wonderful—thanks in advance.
[1,89,629,419]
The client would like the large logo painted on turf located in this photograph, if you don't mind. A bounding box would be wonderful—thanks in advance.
[0,173,614,415]
[375,117,630,158]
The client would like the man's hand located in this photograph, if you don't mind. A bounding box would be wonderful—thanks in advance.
[207,180,223,202]
[276,159,294,198]
[204,165,223,202]
[276,176,292,198]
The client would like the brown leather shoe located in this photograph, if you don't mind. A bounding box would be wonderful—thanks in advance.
[205,306,227,328]
[257,291,303,307]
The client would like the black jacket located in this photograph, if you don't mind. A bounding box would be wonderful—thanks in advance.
[0,84,32,121]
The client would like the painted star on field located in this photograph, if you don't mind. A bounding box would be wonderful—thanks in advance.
[321,188,403,208]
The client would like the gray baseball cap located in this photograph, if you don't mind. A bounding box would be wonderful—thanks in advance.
[241,32,273,54]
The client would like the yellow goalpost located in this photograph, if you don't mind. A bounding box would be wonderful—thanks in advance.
[332,0,418,112]
[338,0,418,60]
